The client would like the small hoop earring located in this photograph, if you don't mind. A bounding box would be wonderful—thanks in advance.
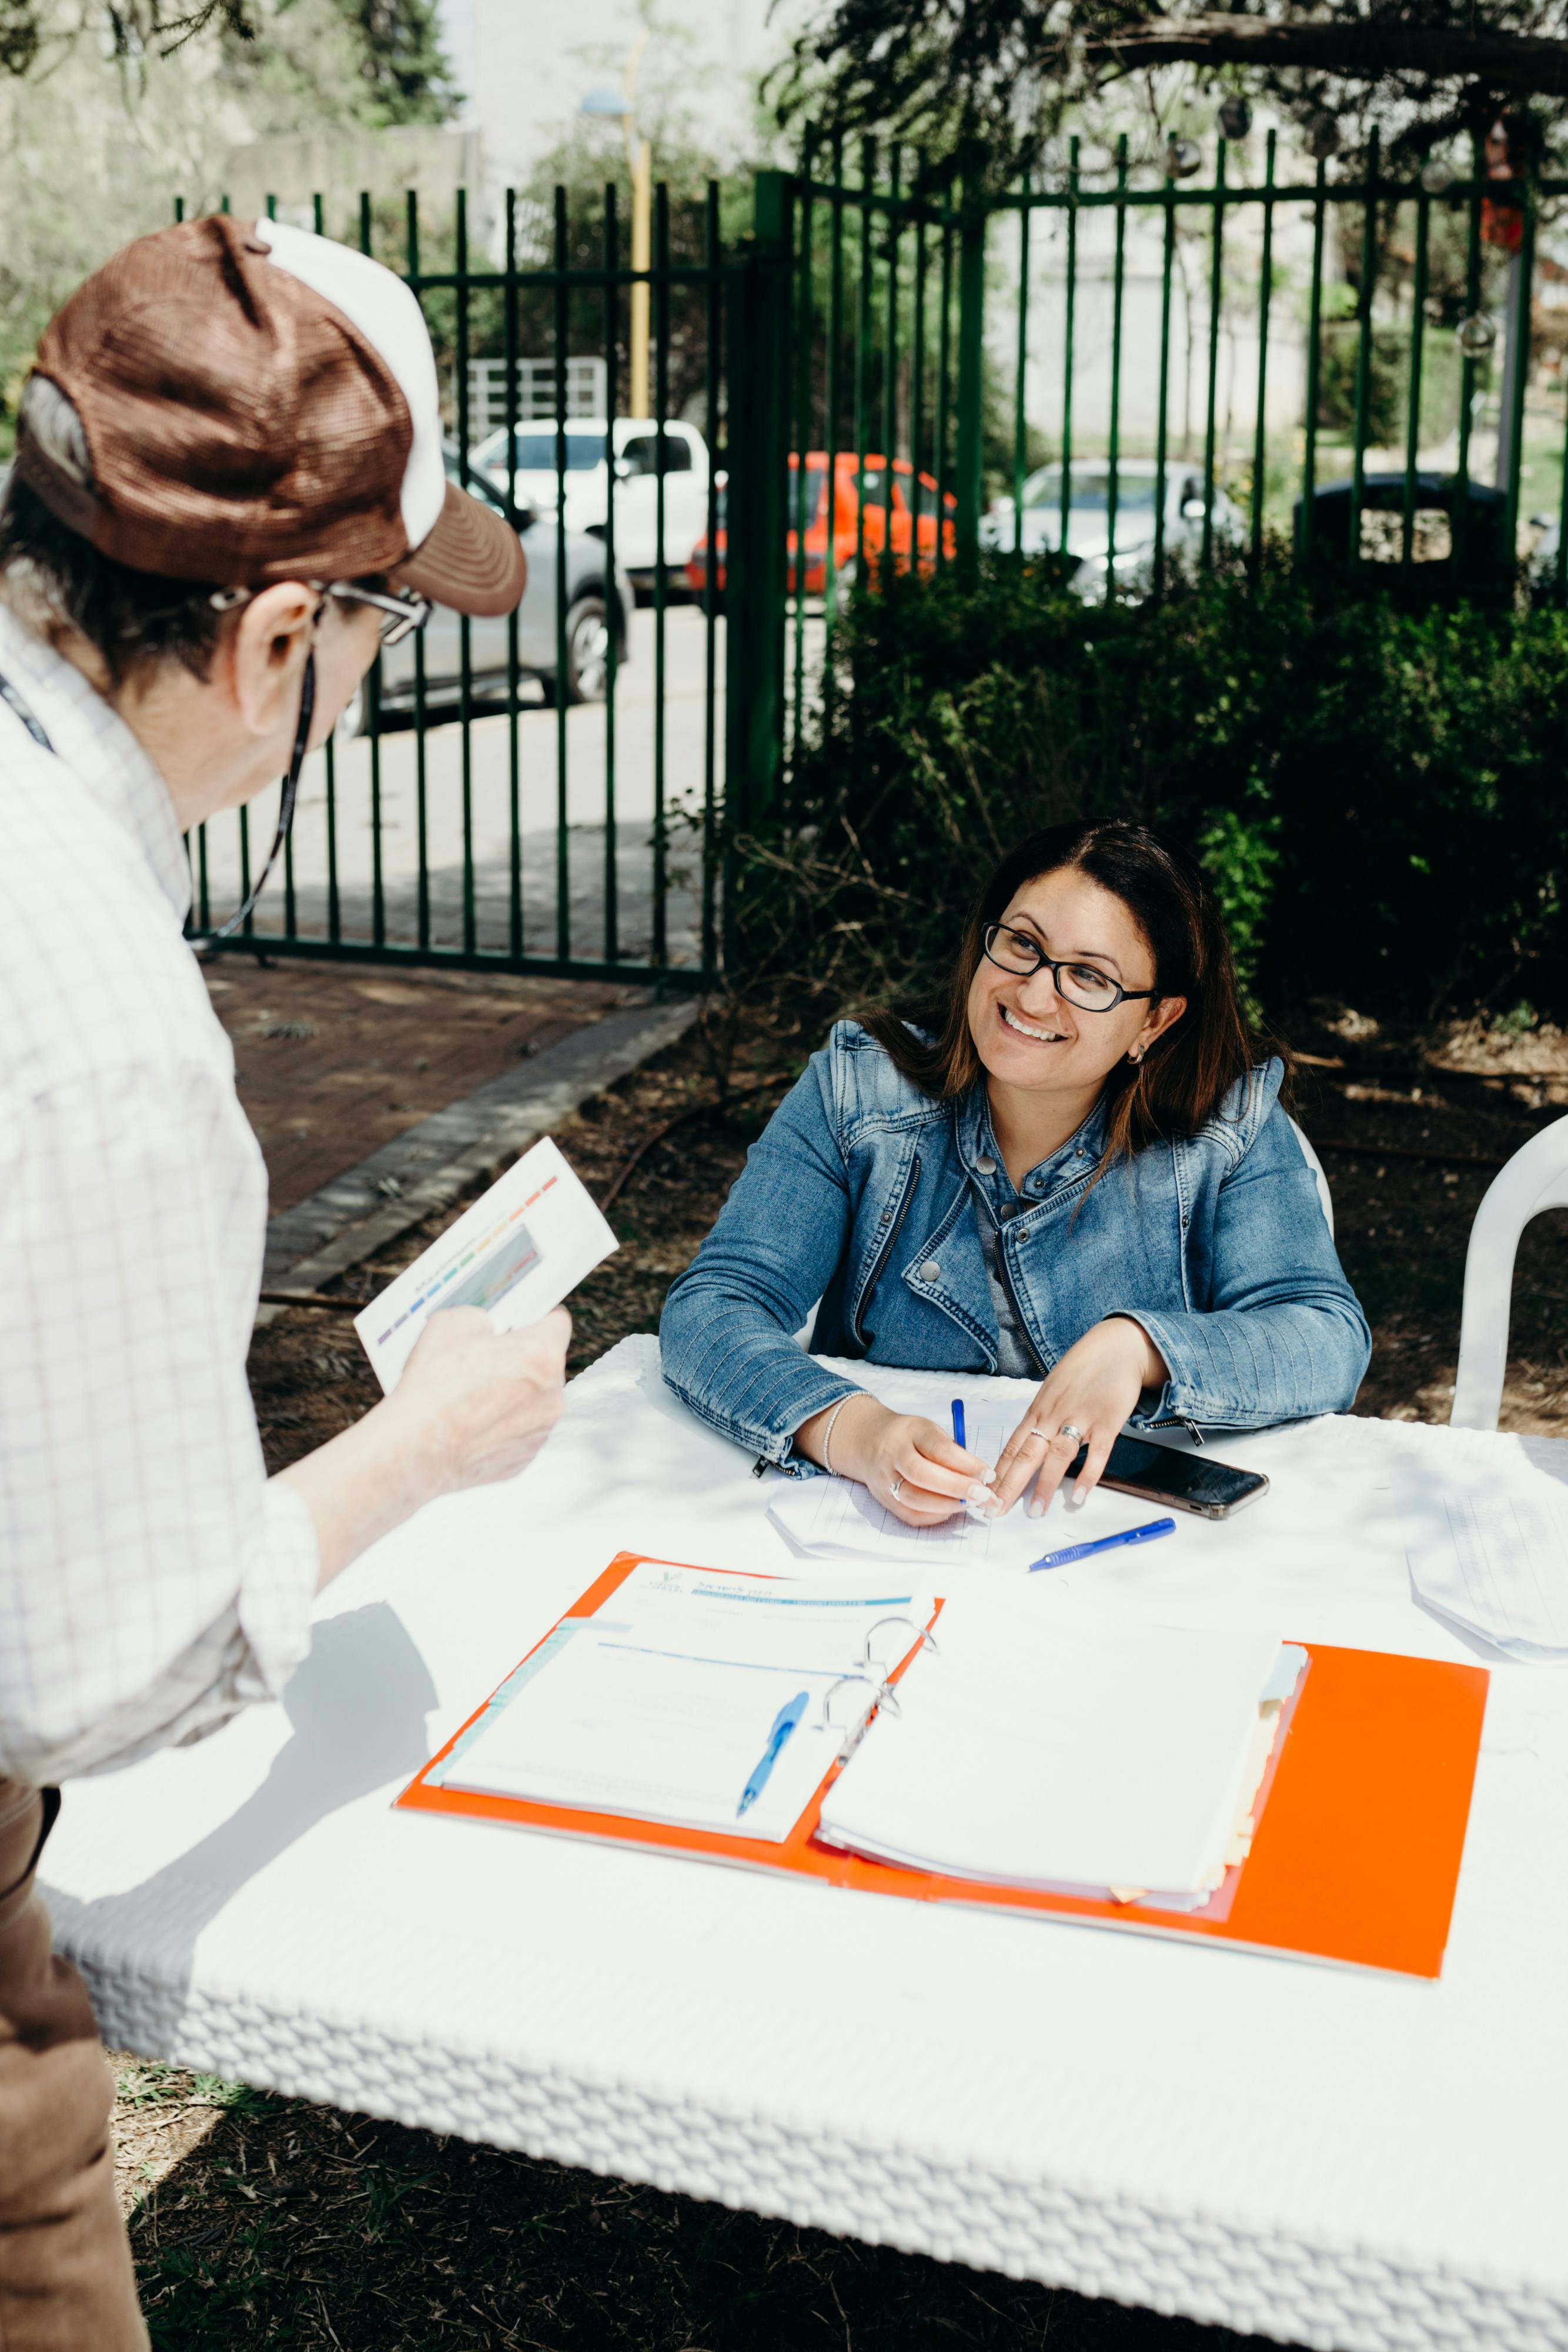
[1128,1047,1144,1066]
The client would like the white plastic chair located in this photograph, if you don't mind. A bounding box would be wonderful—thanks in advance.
[1290,1117,1335,1240]
[1452,1112,1568,1430]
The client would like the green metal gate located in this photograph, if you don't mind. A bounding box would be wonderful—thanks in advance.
[189,143,1568,983]
[191,182,751,991]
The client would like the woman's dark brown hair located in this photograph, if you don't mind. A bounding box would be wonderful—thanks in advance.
[861,818,1273,1164]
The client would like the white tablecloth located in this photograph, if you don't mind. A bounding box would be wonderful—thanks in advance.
[41,1337,1568,2352]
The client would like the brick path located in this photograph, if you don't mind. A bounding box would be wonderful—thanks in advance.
[202,955,642,1212]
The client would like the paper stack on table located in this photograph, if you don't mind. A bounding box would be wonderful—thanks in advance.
[817,1595,1290,1902]
[1390,1438,1568,1660]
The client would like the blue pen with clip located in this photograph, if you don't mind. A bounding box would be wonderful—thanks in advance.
[1028,1516,1176,1572]
[951,1397,966,1450]
[737,1690,810,1818]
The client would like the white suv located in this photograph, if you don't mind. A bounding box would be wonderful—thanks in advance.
[474,416,710,591]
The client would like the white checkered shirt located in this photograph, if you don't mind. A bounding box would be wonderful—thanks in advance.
[0,603,319,1785]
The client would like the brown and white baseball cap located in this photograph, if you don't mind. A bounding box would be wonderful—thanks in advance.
[13,212,524,615]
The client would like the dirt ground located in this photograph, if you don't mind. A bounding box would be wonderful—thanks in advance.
[113,992,1568,2350]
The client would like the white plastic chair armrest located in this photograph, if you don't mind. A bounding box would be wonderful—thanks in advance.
[1452,1112,1568,1430]
[1289,1117,1335,1240]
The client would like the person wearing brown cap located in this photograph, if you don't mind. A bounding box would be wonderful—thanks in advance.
[0,215,571,2348]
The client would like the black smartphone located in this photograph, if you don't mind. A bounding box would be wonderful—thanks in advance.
[1071,1434,1269,1521]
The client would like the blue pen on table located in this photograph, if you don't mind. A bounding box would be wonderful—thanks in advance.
[951,1397,966,1451]
[737,1690,810,1818]
[1028,1516,1176,1572]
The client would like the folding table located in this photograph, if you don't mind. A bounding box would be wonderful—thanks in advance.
[41,1337,1568,2351]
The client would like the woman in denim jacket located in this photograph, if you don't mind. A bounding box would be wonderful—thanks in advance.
[661,820,1369,1529]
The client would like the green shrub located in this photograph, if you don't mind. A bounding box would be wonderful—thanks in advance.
[732,552,1568,1024]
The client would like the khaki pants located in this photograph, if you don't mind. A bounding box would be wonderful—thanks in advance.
[0,1781,146,2351]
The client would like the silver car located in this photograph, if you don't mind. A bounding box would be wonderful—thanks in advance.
[339,449,636,734]
[981,460,1244,600]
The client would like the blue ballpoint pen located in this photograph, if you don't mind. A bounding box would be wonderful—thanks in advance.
[737,1690,810,1818]
[1028,1516,1176,1572]
[951,1398,966,1450]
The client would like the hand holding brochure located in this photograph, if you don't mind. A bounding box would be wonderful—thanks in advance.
[355,1137,617,1391]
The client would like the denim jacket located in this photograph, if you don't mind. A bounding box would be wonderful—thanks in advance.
[659,1020,1370,1468]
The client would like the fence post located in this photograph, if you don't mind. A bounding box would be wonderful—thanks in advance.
[955,193,985,569]
[725,170,794,849]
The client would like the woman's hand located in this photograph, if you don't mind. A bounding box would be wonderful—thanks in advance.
[795,1392,992,1528]
[989,1317,1169,1518]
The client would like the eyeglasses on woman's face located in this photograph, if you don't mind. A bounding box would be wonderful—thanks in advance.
[981,921,1158,1014]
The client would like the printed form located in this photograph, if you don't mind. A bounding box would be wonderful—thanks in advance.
[429,1561,939,1843]
[768,1384,1156,1569]
[355,1137,616,1391]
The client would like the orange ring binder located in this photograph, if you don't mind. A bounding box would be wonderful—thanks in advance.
[397,1552,1489,1980]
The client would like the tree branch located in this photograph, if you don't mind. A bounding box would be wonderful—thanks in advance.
[1084,15,1568,98]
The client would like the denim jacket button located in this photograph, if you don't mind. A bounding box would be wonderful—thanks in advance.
[975,1154,997,1175]
[918,1258,941,1282]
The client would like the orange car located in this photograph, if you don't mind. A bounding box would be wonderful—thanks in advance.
[684,452,958,598]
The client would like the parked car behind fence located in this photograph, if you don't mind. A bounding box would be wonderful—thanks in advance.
[981,460,1245,600]
[685,451,957,602]
[339,449,636,737]
[475,417,710,595]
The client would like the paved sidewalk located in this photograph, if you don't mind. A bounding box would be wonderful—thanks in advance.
[200,955,698,1300]
[203,956,644,1214]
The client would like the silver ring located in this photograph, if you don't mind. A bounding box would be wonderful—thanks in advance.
[889,1474,904,1499]
[1057,1422,1085,1445]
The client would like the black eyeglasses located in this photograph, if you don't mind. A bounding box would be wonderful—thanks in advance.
[982,922,1157,1013]
[324,581,432,646]
[209,579,433,647]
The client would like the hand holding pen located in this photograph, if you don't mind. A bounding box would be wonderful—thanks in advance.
[795,1394,992,1528]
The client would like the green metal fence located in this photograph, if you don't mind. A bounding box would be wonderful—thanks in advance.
[190,183,747,990]
[764,132,1568,800]
[186,146,1568,979]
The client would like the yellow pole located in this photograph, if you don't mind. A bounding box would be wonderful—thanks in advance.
[628,135,652,420]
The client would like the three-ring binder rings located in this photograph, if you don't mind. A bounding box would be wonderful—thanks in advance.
[399,1555,1490,1979]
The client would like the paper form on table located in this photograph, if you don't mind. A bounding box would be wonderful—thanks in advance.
[354,1136,616,1391]
[1391,1442,1568,1659]
[768,1389,1156,1569]
[426,1560,939,1843]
